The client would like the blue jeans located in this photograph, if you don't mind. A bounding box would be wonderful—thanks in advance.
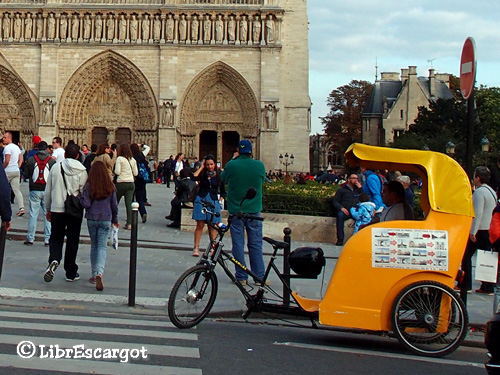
[87,220,111,277]
[230,213,264,281]
[27,190,51,243]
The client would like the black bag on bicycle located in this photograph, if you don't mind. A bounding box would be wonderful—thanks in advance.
[289,247,325,277]
[61,166,83,219]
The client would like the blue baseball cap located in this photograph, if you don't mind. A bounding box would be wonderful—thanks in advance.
[239,139,253,154]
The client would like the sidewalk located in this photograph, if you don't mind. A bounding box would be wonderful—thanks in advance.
[0,183,493,346]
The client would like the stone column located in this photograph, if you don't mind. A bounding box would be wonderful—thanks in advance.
[160,14,165,43]
[78,13,83,42]
[54,13,60,42]
[223,14,228,45]
[41,13,47,42]
[260,16,265,46]
[217,131,223,163]
[235,15,240,46]
[210,15,215,45]
[275,14,282,45]
[185,14,191,45]
[173,14,178,44]
[90,14,95,42]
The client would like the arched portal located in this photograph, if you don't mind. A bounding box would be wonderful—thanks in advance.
[0,64,37,148]
[57,50,158,151]
[179,61,259,163]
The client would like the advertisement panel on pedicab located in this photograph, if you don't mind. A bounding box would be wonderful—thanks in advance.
[372,228,449,270]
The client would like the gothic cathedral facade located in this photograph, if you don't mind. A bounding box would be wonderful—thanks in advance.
[0,0,310,171]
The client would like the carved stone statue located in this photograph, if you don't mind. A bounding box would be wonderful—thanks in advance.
[166,14,174,42]
[153,15,161,41]
[179,14,187,42]
[141,14,150,40]
[13,13,22,40]
[36,14,43,39]
[60,14,68,39]
[265,15,274,43]
[41,99,54,124]
[47,13,55,39]
[106,15,114,40]
[191,15,199,41]
[118,14,126,40]
[2,13,11,40]
[228,16,235,42]
[130,15,138,40]
[203,15,211,43]
[252,16,261,43]
[265,105,276,129]
[160,102,174,128]
[71,14,79,40]
[24,13,33,40]
[95,14,103,40]
[215,15,223,43]
[239,16,247,43]
[83,14,91,40]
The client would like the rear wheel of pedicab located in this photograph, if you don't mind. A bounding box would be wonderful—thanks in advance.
[168,265,218,329]
[391,281,468,357]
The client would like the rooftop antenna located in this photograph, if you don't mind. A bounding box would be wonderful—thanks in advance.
[427,58,436,69]
[375,57,378,81]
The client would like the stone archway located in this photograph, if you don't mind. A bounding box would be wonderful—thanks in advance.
[179,61,259,162]
[57,50,158,151]
[0,64,37,148]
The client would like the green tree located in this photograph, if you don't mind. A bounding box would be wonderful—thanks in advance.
[476,86,500,155]
[321,80,373,155]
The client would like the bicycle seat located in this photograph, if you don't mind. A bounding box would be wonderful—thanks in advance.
[263,237,288,249]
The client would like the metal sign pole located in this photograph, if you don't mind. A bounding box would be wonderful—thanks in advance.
[128,202,139,307]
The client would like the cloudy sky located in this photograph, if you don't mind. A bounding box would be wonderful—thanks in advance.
[308,0,500,134]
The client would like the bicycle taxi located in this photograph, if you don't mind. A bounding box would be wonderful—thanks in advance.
[169,143,473,357]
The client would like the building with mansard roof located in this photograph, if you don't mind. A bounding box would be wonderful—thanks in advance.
[362,66,453,146]
[0,0,311,170]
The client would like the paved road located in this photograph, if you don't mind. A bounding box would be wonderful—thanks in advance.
[0,304,487,375]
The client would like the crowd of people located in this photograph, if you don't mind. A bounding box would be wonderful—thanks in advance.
[0,131,498,303]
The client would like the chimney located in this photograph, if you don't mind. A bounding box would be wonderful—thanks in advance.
[380,72,400,81]
[429,69,436,97]
[436,73,450,88]
[408,66,417,76]
[401,68,409,82]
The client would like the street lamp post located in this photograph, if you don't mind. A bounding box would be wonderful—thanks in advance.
[445,141,456,156]
[481,137,490,166]
[279,152,294,178]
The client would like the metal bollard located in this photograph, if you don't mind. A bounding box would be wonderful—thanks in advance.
[128,202,139,307]
[0,226,6,281]
[283,227,292,307]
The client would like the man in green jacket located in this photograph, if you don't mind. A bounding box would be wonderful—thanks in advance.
[221,140,266,285]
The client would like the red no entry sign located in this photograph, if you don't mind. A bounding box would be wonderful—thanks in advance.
[460,37,476,100]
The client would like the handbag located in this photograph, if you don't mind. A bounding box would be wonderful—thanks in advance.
[475,249,499,283]
[61,166,84,219]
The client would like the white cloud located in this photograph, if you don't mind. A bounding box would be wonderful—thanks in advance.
[308,0,500,133]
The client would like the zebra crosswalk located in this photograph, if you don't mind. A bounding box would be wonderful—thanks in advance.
[0,307,202,374]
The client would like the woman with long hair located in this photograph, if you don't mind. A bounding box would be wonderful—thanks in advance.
[191,155,225,256]
[130,143,149,223]
[80,161,118,291]
[114,143,138,229]
[91,143,114,181]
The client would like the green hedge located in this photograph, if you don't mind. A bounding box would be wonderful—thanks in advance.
[263,181,339,217]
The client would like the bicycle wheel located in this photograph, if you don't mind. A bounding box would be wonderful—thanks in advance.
[168,265,218,329]
[391,281,468,357]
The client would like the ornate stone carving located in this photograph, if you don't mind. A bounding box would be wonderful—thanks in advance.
[36,13,43,40]
[153,14,161,41]
[262,103,278,130]
[58,51,158,137]
[24,13,33,40]
[106,15,114,40]
[118,14,126,41]
[83,14,91,40]
[2,13,11,40]
[141,14,150,41]
[202,14,211,43]
[130,14,138,41]
[228,15,236,43]
[180,61,259,139]
[191,15,199,41]
[239,15,247,43]
[71,14,79,40]
[252,15,261,44]
[178,14,187,42]
[94,14,103,40]
[60,14,68,40]
[215,15,223,43]
[47,13,55,39]
[265,15,274,44]
[166,14,174,41]
[41,98,54,124]
[160,101,175,128]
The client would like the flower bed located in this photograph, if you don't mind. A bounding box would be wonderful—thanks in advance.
[263,181,339,217]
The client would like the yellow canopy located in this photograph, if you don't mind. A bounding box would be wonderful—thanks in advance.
[345,143,474,217]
